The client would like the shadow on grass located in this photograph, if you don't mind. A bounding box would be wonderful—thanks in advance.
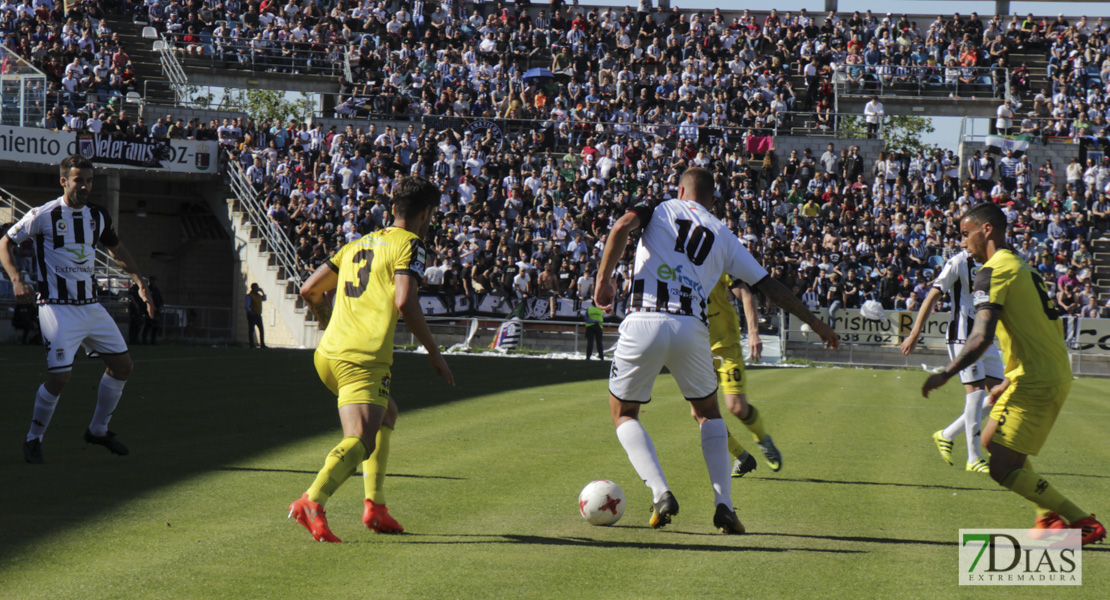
[757,532,956,547]
[356,533,865,554]
[216,466,465,480]
[0,348,611,561]
[1041,472,1110,480]
[749,475,1005,493]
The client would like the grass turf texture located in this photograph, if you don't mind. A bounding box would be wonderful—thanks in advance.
[0,345,1106,599]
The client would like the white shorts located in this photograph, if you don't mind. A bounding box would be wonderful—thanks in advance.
[947,341,1005,384]
[608,312,716,403]
[39,303,129,372]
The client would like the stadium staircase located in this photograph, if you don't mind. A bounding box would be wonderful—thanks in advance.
[1007,48,1051,98]
[223,158,323,349]
[104,17,177,107]
[1094,237,1110,306]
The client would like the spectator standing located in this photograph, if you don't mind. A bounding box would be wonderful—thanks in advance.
[583,300,605,360]
[864,96,885,139]
[246,283,267,348]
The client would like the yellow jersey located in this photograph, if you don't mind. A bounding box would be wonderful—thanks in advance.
[707,275,742,352]
[972,249,1070,388]
[317,227,427,367]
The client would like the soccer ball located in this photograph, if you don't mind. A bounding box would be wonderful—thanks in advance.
[578,480,625,526]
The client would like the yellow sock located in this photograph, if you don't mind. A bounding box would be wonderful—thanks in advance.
[1023,459,1054,519]
[363,425,393,504]
[727,429,746,458]
[999,466,1087,524]
[741,403,767,443]
[306,436,369,505]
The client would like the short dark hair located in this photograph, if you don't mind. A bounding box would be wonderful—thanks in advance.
[679,167,714,203]
[59,154,93,177]
[392,176,440,220]
[962,202,1006,231]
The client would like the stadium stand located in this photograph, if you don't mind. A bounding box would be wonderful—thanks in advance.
[9,2,1110,335]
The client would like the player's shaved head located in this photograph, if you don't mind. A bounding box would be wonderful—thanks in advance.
[962,202,1006,233]
[679,167,714,207]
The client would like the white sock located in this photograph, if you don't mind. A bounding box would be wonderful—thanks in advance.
[615,419,669,503]
[700,418,732,507]
[941,411,964,441]
[964,390,986,461]
[27,384,60,442]
[89,374,127,437]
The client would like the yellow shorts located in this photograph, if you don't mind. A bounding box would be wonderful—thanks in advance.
[713,344,747,396]
[988,381,1070,456]
[313,350,391,409]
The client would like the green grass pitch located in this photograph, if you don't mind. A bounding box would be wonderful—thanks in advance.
[0,346,1106,599]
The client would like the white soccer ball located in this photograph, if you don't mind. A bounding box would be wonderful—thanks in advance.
[578,480,625,526]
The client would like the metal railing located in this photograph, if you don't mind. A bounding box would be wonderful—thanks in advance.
[156,34,190,105]
[162,33,346,78]
[0,185,130,286]
[159,304,233,342]
[409,113,872,150]
[223,151,305,287]
[834,65,1009,100]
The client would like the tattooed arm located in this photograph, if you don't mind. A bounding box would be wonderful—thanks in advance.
[754,276,839,349]
[300,262,339,329]
[922,305,1000,397]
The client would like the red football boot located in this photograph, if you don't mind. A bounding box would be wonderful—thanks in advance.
[363,499,405,534]
[288,494,341,543]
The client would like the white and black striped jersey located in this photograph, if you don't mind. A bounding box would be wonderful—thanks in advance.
[6,197,119,305]
[931,250,978,343]
[626,199,767,322]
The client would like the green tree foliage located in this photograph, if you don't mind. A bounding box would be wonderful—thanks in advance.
[239,90,316,124]
[836,114,936,154]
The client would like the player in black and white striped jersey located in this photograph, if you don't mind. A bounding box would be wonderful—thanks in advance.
[901,250,1005,473]
[594,167,838,534]
[1,154,154,464]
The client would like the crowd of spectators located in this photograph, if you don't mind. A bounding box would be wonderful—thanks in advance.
[17,2,1110,321]
[182,111,1105,321]
[1,0,144,117]
[134,0,347,75]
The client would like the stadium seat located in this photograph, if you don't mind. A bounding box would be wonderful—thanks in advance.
[153,40,166,52]
[928,255,944,268]
[125,91,142,105]
[143,26,158,40]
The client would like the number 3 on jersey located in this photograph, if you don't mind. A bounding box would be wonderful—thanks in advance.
[673,219,715,266]
[345,248,374,298]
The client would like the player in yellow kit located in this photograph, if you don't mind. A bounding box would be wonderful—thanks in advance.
[703,275,782,475]
[288,176,455,543]
[922,202,1104,546]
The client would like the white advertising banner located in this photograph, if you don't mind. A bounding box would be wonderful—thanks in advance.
[0,126,218,174]
[786,307,950,346]
[787,309,1110,356]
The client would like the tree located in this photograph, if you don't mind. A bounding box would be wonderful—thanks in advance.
[238,90,317,124]
[882,115,936,154]
[836,114,936,154]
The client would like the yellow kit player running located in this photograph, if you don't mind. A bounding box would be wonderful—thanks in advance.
[696,275,781,476]
[288,176,454,543]
[922,203,1104,546]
